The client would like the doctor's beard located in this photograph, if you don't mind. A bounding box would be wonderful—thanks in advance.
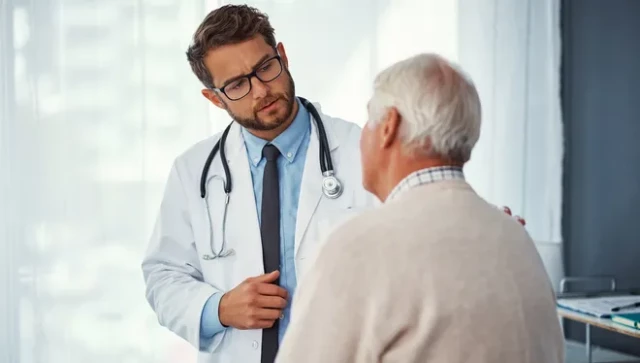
[226,68,297,132]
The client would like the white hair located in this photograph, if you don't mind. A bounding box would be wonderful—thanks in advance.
[367,53,481,163]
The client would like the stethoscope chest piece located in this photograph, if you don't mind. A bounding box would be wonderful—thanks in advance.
[322,171,343,199]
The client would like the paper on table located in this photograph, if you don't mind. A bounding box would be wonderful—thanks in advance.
[557,295,640,318]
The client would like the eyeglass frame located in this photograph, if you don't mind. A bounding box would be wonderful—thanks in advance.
[211,54,284,101]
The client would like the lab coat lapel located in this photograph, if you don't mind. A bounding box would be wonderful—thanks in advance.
[219,123,265,275]
[295,106,339,255]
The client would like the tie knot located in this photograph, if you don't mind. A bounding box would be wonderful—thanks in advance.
[262,144,280,161]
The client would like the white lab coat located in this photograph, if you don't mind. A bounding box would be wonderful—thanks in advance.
[142,103,376,363]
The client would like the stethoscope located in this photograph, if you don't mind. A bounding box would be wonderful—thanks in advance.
[199,97,342,260]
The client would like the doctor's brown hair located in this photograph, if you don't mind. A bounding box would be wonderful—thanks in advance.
[186,5,277,89]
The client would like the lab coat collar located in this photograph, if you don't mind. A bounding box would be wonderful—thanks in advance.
[308,100,339,152]
[293,101,340,253]
[206,100,339,180]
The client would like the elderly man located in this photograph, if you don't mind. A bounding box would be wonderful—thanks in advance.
[275,53,564,363]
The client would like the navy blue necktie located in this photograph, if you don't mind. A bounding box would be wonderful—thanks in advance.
[260,144,280,363]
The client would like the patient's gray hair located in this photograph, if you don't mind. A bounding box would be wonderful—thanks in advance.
[367,53,481,163]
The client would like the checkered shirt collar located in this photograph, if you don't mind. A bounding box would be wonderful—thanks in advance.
[386,166,465,202]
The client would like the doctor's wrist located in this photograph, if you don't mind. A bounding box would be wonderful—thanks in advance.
[200,292,226,338]
[219,292,229,327]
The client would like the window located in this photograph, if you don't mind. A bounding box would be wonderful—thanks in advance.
[1,0,560,361]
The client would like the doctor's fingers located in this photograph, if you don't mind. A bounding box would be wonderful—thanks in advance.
[256,283,289,299]
[499,206,526,226]
[251,307,282,321]
[254,295,288,309]
[249,270,280,283]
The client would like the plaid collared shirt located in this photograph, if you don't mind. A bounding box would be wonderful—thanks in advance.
[386,166,465,202]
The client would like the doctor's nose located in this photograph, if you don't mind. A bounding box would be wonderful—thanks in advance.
[250,77,269,99]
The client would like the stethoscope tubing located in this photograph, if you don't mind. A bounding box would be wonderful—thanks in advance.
[198,97,339,260]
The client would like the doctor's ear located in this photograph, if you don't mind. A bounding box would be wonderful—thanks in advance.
[276,42,289,68]
[201,89,226,110]
[380,107,401,149]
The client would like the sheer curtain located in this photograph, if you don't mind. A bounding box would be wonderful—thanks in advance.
[458,0,563,245]
[1,1,211,362]
[0,0,562,362]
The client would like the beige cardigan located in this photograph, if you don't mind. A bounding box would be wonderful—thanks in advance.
[276,180,564,363]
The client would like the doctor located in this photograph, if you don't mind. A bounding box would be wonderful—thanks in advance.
[141,5,374,363]
[141,4,524,363]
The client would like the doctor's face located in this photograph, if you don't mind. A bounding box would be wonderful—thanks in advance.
[202,35,296,132]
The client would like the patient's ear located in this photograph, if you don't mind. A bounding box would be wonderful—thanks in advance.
[380,107,401,149]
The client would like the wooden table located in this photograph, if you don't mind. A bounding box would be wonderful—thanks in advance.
[558,307,640,363]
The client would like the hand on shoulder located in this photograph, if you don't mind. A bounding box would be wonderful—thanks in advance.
[501,206,526,226]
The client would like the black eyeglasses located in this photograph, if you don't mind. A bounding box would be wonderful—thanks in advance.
[214,55,284,101]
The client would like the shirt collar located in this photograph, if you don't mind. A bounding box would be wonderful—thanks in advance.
[386,166,465,202]
[241,97,310,166]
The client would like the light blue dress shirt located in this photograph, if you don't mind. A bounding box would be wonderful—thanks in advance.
[200,98,311,343]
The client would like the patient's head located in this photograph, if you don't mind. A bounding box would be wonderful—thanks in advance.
[360,53,482,201]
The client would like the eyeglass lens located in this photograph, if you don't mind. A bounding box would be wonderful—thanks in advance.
[223,57,282,100]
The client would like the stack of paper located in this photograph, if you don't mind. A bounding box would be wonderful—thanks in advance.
[557,295,640,318]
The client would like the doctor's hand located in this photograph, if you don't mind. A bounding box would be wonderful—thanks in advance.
[219,270,289,330]
[502,206,526,226]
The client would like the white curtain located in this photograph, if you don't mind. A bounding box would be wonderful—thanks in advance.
[458,0,563,244]
[0,0,562,362]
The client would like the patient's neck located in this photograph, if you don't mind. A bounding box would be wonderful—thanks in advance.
[379,154,463,202]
